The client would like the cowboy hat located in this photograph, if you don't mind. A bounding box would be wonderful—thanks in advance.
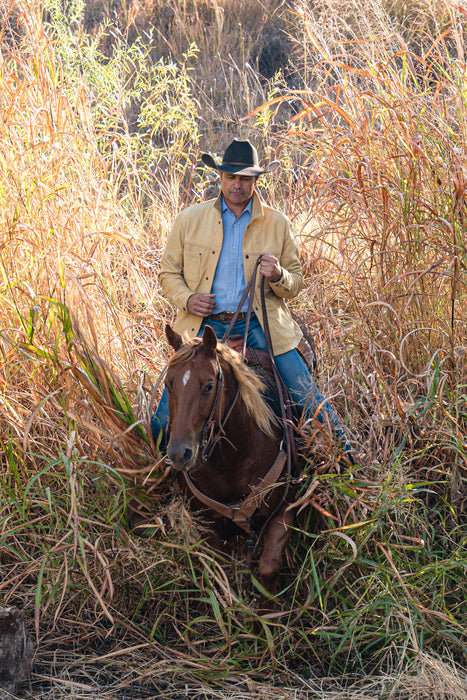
[201,138,280,176]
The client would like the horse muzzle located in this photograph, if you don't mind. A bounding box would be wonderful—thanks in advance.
[166,439,199,472]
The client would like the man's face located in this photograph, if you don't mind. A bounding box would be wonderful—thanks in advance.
[219,172,257,212]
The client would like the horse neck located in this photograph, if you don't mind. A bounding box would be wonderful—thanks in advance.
[218,360,250,437]
[213,358,271,457]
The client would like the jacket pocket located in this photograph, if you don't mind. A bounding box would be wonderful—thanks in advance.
[183,249,202,288]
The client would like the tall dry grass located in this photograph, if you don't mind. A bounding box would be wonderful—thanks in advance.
[253,0,467,460]
[0,1,465,698]
[0,0,168,655]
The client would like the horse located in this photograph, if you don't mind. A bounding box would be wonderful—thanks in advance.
[163,323,295,610]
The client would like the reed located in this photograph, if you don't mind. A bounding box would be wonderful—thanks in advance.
[0,1,465,697]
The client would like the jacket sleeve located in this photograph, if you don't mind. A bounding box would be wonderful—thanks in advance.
[268,219,303,299]
[158,213,193,313]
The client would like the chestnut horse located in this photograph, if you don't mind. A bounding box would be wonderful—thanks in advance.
[164,323,294,609]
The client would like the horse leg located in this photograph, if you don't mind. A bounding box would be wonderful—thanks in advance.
[257,507,294,611]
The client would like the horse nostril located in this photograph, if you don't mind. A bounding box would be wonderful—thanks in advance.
[183,448,193,466]
[167,442,196,470]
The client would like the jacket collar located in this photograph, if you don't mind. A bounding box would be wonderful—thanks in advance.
[221,195,254,217]
[213,190,264,220]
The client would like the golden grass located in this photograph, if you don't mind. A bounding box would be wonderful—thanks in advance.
[0,1,465,697]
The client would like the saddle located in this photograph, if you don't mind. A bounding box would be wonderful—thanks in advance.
[225,335,277,406]
[225,331,317,417]
[225,331,316,376]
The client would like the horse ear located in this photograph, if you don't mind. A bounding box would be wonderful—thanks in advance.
[166,324,183,351]
[202,325,217,356]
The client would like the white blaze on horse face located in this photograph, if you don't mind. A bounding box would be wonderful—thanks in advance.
[182,370,191,387]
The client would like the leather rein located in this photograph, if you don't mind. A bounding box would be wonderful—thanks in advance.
[182,257,297,564]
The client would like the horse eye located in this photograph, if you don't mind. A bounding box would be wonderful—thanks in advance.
[203,382,214,394]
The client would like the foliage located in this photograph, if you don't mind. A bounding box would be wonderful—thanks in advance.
[40,0,203,218]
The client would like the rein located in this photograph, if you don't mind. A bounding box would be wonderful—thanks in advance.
[219,257,296,466]
[183,257,299,565]
[220,257,261,350]
[198,258,262,461]
[220,257,297,475]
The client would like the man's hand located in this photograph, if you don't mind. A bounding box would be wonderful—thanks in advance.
[187,293,216,317]
[260,253,282,282]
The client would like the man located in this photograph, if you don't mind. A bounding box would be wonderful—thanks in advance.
[152,139,353,459]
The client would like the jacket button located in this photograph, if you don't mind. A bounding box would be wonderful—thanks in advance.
[246,254,249,259]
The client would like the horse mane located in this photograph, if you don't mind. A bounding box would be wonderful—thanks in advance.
[168,338,278,438]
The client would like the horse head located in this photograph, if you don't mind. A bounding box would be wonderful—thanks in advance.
[165,324,222,472]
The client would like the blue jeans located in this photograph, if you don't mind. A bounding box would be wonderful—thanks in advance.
[152,315,351,452]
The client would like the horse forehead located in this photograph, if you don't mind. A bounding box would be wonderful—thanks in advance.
[168,352,218,385]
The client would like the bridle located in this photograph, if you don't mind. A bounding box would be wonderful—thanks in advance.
[199,358,241,462]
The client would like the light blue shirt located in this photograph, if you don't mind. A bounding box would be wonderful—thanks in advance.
[211,196,252,313]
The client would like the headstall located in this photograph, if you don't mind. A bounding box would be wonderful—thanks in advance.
[200,358,241,462]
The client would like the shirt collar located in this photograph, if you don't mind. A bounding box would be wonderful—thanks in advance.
[214,190,263,219]
[221,195,253,216]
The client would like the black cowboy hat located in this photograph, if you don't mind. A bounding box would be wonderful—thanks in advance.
[201,138,280,176]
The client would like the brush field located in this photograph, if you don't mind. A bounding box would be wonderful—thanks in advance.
[0,1,466,698]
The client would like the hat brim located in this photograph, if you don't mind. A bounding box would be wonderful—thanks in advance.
[201,153,280,176]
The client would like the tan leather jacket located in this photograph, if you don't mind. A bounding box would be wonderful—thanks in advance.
[159,191,303,355]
